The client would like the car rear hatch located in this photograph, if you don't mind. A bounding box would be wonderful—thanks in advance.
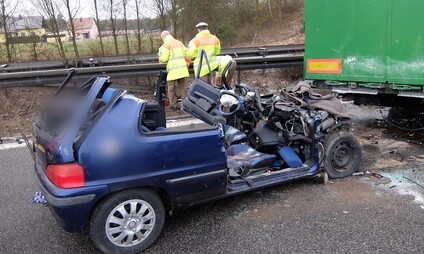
[33,72,123,188]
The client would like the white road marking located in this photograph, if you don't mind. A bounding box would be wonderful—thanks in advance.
[0,143,27,150]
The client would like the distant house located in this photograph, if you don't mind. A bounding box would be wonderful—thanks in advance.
[12,16,46,37]
[70,18,98,40]
[0,16,46,43]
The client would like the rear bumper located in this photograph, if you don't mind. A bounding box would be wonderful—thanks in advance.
[37,180,95,207]
[34,162,110,233]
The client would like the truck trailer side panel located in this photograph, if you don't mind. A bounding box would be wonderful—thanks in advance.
[304,0,424,87]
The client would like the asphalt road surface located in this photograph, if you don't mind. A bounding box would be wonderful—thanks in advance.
[0,143,423,254]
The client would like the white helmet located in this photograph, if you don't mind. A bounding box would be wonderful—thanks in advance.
[196,22,208,28]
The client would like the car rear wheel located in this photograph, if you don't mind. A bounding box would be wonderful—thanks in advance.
[90,189,165,254]
[324,132,362,179]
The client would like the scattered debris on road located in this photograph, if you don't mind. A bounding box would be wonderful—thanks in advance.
[32,192,48,206]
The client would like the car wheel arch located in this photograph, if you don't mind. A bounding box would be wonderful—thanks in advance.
[89,186,174,223]
[146,186,173,214]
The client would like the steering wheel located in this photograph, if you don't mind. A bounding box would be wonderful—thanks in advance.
[219,90,243,116]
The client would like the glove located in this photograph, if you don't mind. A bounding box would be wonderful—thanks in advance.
[185,57,191,68]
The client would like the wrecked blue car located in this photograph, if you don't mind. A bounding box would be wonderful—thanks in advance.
[31,70,361,253]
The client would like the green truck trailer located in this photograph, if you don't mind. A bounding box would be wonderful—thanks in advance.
[304,0,424,106]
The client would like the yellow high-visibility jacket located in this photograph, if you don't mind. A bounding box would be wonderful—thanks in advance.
[187,30,221,77]
[158,35,190,81]
[216,55,234,79]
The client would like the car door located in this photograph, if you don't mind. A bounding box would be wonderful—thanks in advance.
[136,125,228,207]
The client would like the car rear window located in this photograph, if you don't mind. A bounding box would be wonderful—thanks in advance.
[35,78,112,138]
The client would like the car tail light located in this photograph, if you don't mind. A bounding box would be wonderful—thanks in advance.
[46,163,85,188]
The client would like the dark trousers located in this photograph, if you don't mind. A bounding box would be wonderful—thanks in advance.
[168,78,186,108]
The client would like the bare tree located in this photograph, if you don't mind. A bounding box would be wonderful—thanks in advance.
[62,0,80,59]
[178,0,219,42]
[276,0,302,21]
[0,0,18,62]
[168,0,178,37]
[151,0,169,30]
[32,0,67,61]
[122,0,130,54]
[277,0,283,21]
[134,0,143,53]
[267,0,273,19]
[93,0,104,55]
[104,0,119,55]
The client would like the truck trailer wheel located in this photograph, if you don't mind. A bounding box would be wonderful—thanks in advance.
[324,132,362,179]
[90,189,165,254]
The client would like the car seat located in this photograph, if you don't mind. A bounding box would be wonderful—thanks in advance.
[182,79,226,125]
[224,125,247,147]
[226,144,276,178]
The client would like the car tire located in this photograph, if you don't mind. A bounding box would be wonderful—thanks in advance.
[323,132,362,179]
[89,189,165,254]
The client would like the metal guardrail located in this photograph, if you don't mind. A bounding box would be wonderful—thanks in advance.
[0,44,304,72]
[0,46,304,88]
[0,63,168,87]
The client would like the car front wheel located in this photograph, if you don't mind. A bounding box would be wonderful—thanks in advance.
[90,189,165,254]
[324,132,362,179]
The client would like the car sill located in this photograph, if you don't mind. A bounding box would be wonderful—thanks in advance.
[166,169,227,185]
